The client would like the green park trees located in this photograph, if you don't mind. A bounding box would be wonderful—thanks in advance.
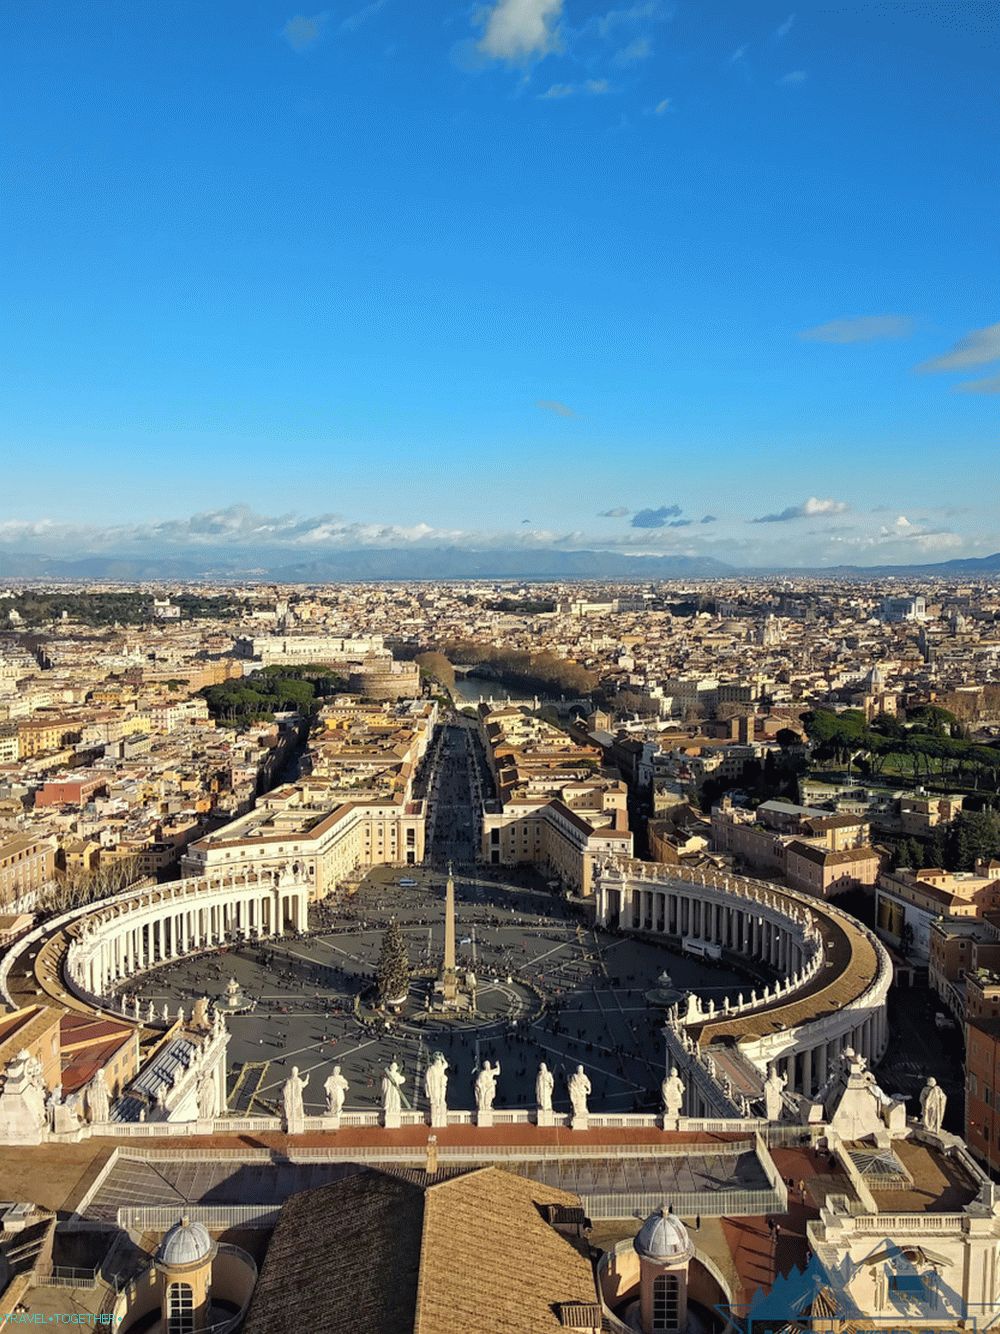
[802,708,1000,790]
[200,665,345,725]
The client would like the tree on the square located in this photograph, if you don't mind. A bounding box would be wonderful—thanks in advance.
[377,919,410,1007]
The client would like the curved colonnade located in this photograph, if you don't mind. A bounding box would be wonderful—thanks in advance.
[594,858,893,1117]
[0,868,310,1024]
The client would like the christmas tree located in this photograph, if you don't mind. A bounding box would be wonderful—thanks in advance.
[376,919,410,1007]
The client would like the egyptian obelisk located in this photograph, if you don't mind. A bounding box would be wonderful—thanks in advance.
[440,861,458,1003]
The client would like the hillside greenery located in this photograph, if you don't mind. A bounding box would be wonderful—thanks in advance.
[803,707,1000,789]
[1,591,242,626]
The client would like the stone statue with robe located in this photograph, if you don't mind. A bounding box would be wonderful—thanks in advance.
[475,1060,499,1112]
[324,1066,349,1117]
[282,1066,309,1131]
[382,1061,405,1117]
[197,1069,218,1120]
[661,1066,685,1119]
[535,1062,554,1113]
[763,1066,788,1122]
[86,1068,111,1125]
[568,1065,591,1119]
[425,1053,448,1123]
[920,1076,947,1134]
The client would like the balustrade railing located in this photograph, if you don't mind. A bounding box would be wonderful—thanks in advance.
[33,1266,101,1289]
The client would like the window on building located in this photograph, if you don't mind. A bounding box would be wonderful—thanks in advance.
[167,1283,194,1334]
[652,1273,680,1332]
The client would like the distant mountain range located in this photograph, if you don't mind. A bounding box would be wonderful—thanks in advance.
[0,545,998,582]
[0,546,734,581]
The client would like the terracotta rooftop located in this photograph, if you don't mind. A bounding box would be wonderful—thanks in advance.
[242,1166,598,1334]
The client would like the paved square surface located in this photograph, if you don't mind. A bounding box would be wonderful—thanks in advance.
[117,868,748,1114]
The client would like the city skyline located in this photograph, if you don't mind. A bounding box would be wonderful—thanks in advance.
[2,0,999,568]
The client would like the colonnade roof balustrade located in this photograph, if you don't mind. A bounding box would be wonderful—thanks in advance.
[691,906,880,1046]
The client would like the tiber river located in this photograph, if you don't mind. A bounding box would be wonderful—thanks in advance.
[449,671,559,708]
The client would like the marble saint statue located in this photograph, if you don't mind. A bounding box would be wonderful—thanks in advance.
[324,1066,349,1117]
[282,1066,309,1128]
[475,1060,500,1112]
[382,1061,406,1116]
[86,1068,110,1124]
[425,1053,448,1120]
[661,1066,685,1119]
[568,1065,591,1119]
[920,1076,947,1134]
[763,1066,788,1122]
[535,1062,554,1113]
[197,1069,218,1120]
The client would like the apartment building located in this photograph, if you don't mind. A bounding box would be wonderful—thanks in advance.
[0,833,57,908]
[876,861,1000,963]
[477,703,633,895]
[965,1015,1000,1173]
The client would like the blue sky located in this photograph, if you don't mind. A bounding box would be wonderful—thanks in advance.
[1,0,998,567]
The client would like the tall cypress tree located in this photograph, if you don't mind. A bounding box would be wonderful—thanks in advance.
[376,919,410,1006]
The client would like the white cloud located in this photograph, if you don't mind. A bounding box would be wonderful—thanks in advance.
[539,78,608,99]
[779,69,807,84]
[339,0,388,34]
[614,35,652,65]
[774,13,795,39]
[592,2,666,40]
[282,12,327,51]
[955,372,1000,395]
[752,497,849,523]
[799,314,915,343]
[476,0,562,63]
[918,321,1000,373]
[0,505,984,568]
